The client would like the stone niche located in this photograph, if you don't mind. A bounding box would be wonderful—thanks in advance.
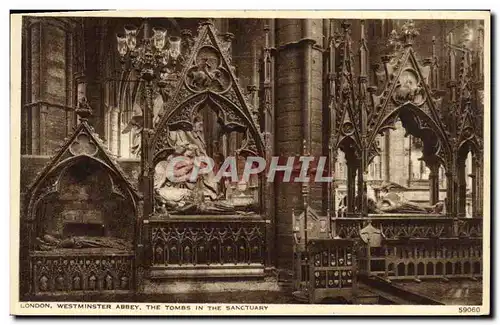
[35,159,135,243]
[26,157,137,297]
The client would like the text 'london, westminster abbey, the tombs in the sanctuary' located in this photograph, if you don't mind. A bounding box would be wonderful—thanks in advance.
[18,15,486,305]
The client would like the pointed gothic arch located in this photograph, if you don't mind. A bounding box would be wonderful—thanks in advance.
[373,102,445,164]
[456,138,481,218]
[152,91,264,160]
[367,48,452,170]
[26,155,139,226]
[24,120,140,245]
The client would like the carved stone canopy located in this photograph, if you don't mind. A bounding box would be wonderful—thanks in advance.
[26,121,141,222]
[151,21,265,159]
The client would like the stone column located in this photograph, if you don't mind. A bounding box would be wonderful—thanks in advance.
[470,156,477,218]
[347,163,357,213]
[428,163,440,205]
[23,18,42,155]
[83,18,106,137]
[272,19,324,274]
[457,161,467,217]
[109,107,120,155]
[22,17,77,155]
[445,169,457,217]
[305,20,325,212]
[231,19,266,100]
[274,19,303,273]
[475,153,483,217]
[384,131,391,182]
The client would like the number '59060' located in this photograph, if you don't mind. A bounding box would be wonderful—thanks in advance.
[459,307,480,313]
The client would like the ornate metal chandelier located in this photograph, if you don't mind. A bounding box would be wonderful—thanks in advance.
[116,21,192,87]
[115,20,196,198]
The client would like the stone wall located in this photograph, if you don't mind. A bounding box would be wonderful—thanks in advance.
[21,17,76,156]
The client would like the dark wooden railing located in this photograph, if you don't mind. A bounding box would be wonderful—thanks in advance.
[333,215,482,240]
[332,215,483,281]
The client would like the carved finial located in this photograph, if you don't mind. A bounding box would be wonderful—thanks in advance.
[75,97,93,122]
[360,20,365,40]
[432,36,437,58]
[448,32,456,81]
[181,29,193,38]
[388,29,399,46]
[219,32,234,55]
[400,20,419,47]
[302,138,308,156]
[199,18,214,27]
[181,29,195,53]
[221,32,234,42]
[264,24,270,49]
[341,20,351,35]
[359,20,367,76]
[459,24,473,48]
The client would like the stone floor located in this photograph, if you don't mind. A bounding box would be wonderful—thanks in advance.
[25,280,482,305]
[28,290,298,304]
[394,280,483,305]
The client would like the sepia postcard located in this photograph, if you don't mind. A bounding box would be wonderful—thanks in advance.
[10,10,491,316]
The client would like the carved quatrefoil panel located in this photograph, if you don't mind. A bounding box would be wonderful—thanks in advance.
[461,126,474,141]
[341,121,355,136]
[393,69,426,106]
[69,133,98,156]
[185,46,231,94]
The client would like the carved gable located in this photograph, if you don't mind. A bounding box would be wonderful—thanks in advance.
[152,22,264,157]
[367,45,451,163]
[26,121,141,220]
[456,50,482,152]
[332,22,363,155]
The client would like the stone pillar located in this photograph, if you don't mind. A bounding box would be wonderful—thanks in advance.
[214,18,229,33]
[347,163,357,213]
[367,19,394,86]
[457,161,467,217]
[305,20,324,212]
[22,17,77,155]
[272,19,323,273]
[84,18,106,136]
[470,156,477,218]
[274,19,303,273]
[475,153,483,217]
[428,163,440,205]
[384,131,391,182]
[445,169,456,217]
[231,19,266,98]
[109,107,120,155]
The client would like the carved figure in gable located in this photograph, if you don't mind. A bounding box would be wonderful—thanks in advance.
[186,46,231,93]
[393,69,425,106]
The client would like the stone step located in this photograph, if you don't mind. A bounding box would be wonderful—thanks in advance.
[142,278,281,296]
